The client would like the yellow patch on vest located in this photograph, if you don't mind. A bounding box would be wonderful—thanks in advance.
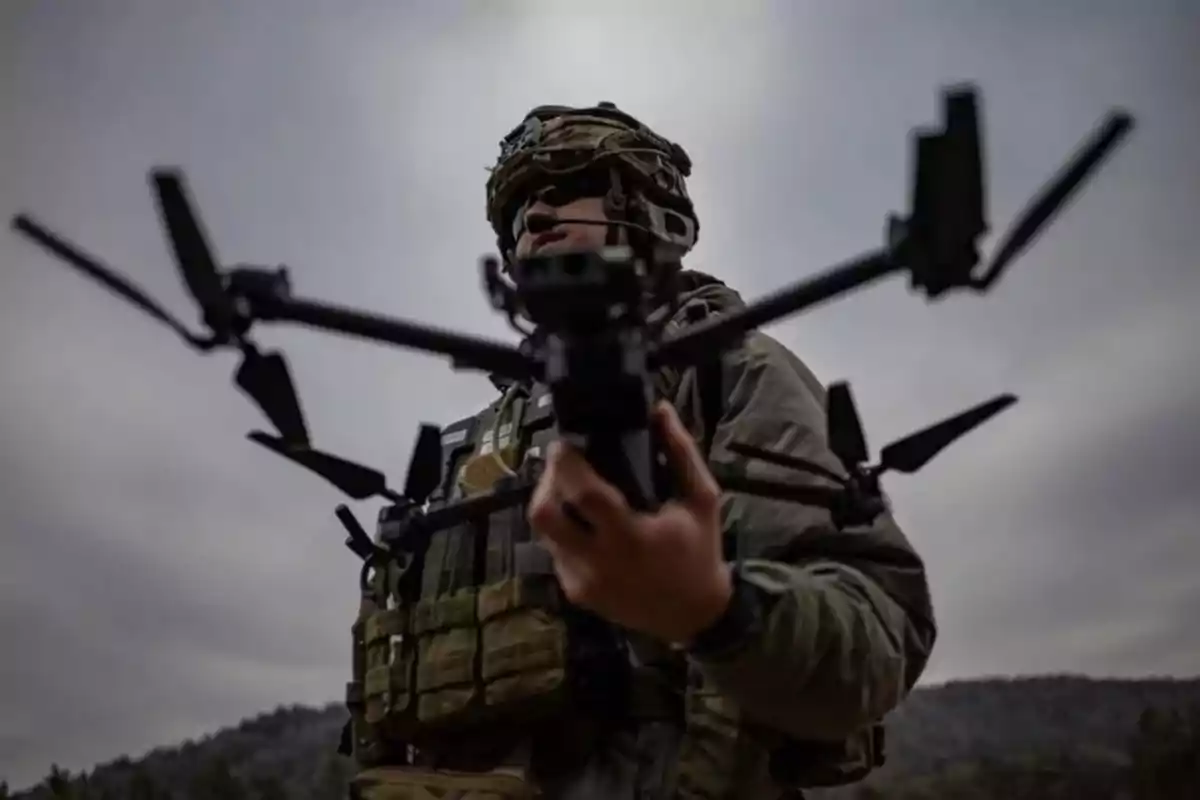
[458,416,521,497]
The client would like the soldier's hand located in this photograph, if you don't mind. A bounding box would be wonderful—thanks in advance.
[527,401,733,644]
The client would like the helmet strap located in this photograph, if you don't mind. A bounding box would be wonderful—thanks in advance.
[602,167,628,248]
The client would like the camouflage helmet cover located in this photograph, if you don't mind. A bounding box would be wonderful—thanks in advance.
[485,102,700,262]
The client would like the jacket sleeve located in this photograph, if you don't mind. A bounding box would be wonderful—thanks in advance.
[674,330,938,742]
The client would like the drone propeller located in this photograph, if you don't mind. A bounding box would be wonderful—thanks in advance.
[152,171,238,339]
[247,423,444,506]
[825,381,1017,479]
[402,423,445,504]
[250,423,446,562]
[247,431,400,501]
[970,108,1133,292]
[898,91,1134,299]
[11,168,310,444]
[876,393,1016,475]
[827,382,870,470]
[11,214,211,348]
[730,381,1017,492]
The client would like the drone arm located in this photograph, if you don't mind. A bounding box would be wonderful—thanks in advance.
[421,481,534,530]
[236,277,539,382]
[709,467,845,509]
[652,248,899,368]
[673,332,936,740]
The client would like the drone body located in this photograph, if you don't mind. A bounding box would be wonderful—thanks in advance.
[7,84,1139,786]
[9,84,1134,564]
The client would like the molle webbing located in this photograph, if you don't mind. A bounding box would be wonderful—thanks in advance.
[346,355,887,795]
[350,765,537,800]
[350,390,589,760]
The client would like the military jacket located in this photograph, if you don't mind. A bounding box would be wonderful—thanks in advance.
[344,272,937,800]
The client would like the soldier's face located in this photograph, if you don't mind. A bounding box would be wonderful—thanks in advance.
[514,195,610,260]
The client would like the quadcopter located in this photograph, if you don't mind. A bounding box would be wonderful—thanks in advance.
[10,85,1134,569]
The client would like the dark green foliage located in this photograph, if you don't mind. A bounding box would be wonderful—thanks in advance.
[125,767,168,800]
[10,679,1200,799]
[186,757,246,800]
[247,774,288,800]
[1127,705,1200,800]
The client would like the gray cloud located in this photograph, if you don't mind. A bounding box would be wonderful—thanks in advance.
[2,0,1197,790]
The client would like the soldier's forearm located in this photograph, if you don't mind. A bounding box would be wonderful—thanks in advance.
[687,556,923,741]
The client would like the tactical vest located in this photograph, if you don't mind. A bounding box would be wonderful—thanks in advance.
[342,322,886,799]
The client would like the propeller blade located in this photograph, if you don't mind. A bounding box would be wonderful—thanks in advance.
[11,214,209,349]
[943,87,987,246]
[826,382,870,468]
[247,431,391,500]
[974,111,1134,289]
[726,441,846,485]
[878,393,1017,475]
[235,348,309,445]
[150,168,236,337]
[403,424,444,505]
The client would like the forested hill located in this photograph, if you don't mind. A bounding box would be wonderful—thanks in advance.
[7,675,1200,799]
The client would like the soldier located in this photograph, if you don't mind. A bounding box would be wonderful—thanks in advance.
[345,103,937,800]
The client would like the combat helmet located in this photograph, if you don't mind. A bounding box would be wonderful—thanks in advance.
[486,102,699,267]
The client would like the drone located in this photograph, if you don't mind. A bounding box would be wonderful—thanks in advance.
[10,85,1134,568]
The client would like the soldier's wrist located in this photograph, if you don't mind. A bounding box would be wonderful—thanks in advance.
[683,563,764,660]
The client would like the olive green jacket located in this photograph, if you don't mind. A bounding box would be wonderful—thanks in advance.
[659,272,936,740]
[437,271,935,800]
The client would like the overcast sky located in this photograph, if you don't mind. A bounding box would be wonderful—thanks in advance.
[2,0,1197,790]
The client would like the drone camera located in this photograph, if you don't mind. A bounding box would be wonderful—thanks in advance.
[511,247,643,334]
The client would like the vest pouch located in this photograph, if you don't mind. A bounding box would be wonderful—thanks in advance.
[362,608,414,727]
[477,575,568,715]
[349,560,417,764]
[411,589,481,731]
[350,766,537,800]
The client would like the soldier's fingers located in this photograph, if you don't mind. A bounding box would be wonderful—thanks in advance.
[546,440,634,535]
[654,401,721,516]
[528,474,594,555]
[527,450,600,552]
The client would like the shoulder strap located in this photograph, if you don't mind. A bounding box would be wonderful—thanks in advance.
[670,294,725,460]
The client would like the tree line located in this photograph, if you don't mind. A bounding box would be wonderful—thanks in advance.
[6,702,1198,799]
